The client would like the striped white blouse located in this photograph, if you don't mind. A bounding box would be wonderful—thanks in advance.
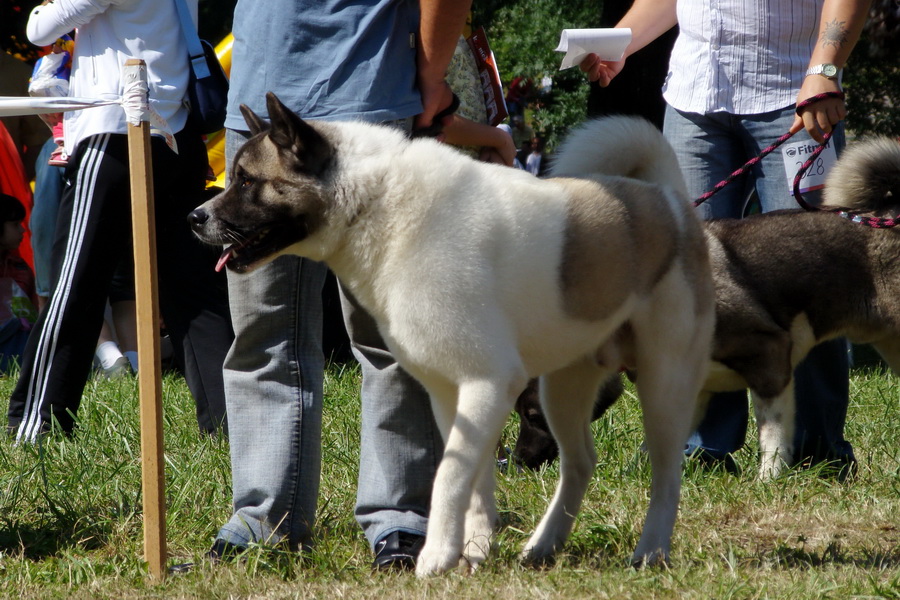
[663,0,824,115]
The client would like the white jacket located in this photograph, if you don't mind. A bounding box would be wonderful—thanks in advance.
[27,0,196,154]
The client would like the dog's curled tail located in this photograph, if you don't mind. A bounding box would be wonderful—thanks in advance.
[823,136,900,214]
[548,116,689,198]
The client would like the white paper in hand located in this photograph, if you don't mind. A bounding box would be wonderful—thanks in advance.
[555,28,632,70]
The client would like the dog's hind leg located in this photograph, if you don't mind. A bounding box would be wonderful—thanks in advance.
[872,337,900,373]
[751,382,796,480]
[631,369,698,565]
[521,358,609,564]
[630,309,711,566]
[417,375,526,577]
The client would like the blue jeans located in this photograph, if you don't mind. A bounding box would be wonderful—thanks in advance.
[216,127,440,551]
[30,138,65,299]
[664,104,853,463]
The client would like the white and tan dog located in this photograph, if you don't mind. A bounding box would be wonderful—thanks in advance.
[189,93,715,575]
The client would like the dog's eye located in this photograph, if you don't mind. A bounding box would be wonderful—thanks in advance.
[240,175,255,188]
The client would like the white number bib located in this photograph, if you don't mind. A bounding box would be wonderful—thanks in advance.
[781,138,838,196]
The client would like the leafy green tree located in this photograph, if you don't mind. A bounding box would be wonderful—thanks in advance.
[844,1,900,137]
[0,1,39,62]
[475,0,602,150]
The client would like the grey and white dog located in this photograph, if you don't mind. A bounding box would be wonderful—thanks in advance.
[189,93,715,575]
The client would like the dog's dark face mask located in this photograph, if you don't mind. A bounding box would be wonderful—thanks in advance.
[512,376,623,471]
[188,92,334,273]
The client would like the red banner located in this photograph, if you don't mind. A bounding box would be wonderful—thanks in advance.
[466,27,509,127]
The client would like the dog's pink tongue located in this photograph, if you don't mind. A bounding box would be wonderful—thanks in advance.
[215,247,234,273]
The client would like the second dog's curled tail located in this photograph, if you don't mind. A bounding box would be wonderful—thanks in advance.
[548,116,689,199]
[823,136,900,215]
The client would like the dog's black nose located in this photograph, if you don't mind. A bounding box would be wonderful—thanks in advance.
[187,208,209,231]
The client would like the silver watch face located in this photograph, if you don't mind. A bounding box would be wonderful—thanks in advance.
[822,64,838,78]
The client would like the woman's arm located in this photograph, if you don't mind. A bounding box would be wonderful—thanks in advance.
[580,0,678,86]
[793,0,872,142]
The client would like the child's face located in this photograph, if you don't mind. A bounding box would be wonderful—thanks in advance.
[0,220,24,252]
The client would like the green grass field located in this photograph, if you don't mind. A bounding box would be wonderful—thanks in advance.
[0,361,898,599]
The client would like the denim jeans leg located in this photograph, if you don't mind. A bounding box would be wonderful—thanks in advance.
[741,107,846,212]
[663,104,754,218]
[217,254,327,549]
[665,105,852,461]
[215,128,328,549]
[339,285,442,549]
[30,138,65,299]
[663,105,750,455]
[792,339,853,462]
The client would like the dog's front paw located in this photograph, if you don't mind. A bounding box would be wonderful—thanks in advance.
[520,541,558,568]
[415,542,461,577]
[757,454,788,481]
[520,524,567,568]
[461,534,491,571]
[461,511,494,571]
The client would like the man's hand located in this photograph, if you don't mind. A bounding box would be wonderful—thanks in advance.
[415,77,455,135]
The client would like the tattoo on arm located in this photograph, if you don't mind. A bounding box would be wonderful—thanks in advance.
[821,19,849,48]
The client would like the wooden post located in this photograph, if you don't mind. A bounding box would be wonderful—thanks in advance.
[124,58,167,580]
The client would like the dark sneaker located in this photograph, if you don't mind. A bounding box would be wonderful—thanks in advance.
[372,531,425,572]
[168,539,245,574]
[684,443,740,474]
[794,441,858,481]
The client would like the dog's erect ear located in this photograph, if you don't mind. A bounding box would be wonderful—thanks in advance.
[240,104,269,136]
[264,91,333,175]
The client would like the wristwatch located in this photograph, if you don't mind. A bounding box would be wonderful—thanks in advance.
[806,63,840,80]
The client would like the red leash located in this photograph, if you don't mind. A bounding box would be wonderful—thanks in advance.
[692,130,798,207]
[692,91,898,228]
[692,92,843,208]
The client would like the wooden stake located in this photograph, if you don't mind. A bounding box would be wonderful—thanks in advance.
[124,58,167,580]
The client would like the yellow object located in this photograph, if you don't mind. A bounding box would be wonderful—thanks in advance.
[204,34,233,187]
[205,128,227,188]
[215,34,233,77]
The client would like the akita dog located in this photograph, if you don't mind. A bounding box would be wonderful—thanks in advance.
[189,93,715,575]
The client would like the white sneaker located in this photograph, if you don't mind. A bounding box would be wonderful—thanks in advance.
[103,356,133,379]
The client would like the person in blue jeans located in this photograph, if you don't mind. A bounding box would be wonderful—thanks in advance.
[29,137,64,311]
[580,0,871,474]
[665,108,854,472]
[206,0,472,571]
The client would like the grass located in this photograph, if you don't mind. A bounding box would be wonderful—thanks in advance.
[0,361,898,599]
